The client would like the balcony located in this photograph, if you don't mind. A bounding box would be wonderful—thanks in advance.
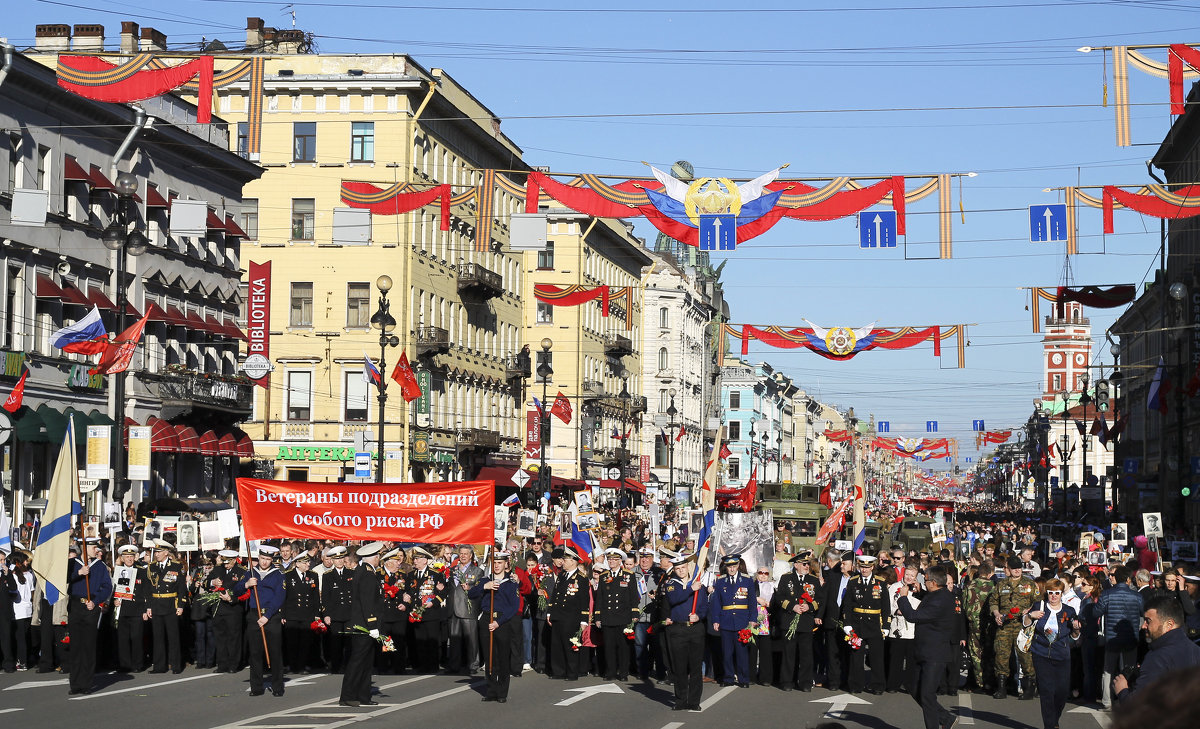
[630,395,647,414]
[415,325,451,356]
[582,379,606,400]
[456,262,504,300]
[456,427,501,450]
[140,367,254,417]
[504,353,532,380]
[282,422,313,441]
[603,332,633,357]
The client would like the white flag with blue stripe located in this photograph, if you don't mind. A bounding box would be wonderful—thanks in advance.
[31,416,81,604]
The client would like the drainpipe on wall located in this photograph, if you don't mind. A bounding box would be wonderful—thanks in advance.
[0,41,15,93]
[110,106,150,179]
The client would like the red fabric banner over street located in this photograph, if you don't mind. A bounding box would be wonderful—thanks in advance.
[235,478,495,543]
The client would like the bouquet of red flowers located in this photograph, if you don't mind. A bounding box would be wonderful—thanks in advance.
[310,619,328,633]
[842,624,863,650]
[238,591,252,603]
[570,625,584,652]
[737,628,755,645]
[408,604,425,624]
[382,583,401,600]
[624,621,637,640]
[1007,606,1021,623]
[61,635,71,645]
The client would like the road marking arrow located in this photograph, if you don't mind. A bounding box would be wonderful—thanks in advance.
[555,682,624,706]
[1068,706,1111,728]
[282,673,328,689]
[873,214,883,245]
[3,678,70,691]
[810,692,871,718]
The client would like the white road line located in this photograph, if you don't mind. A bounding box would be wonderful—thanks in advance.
[695,684,737,712]
[957,691,975,725]
[660,722,685,729]
[70,672,224,700]
[208,675,435,729]
[0,708,25,714]
[3,678,70,691]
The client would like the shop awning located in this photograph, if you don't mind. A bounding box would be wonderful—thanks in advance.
[123,302,143,320]
[221,316,248,341]
[197,429,220,456]
[475,465,587,493]
[207,210,226,230]
[37,404,68,443]
[204,315,229,337]
[145,185,169,209]
[85,287,117,311]
[215,432,238,456]
[35,275,64,300]
[88,165,114,191]
[13,407,48,442]
[179,497,233,512]
[147,416,179,452]
[144,301,171,323]
[175,426,200,454]
[235,434,254,457]
[225,215,248,238]
[58,282,92,307]
[163,306,192,328]
[600,478,645,495]
[64,155,90,182]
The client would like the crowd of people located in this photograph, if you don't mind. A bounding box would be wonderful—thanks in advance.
[2,499,1200,728]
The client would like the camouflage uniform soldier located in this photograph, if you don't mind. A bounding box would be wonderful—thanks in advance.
[963,559,995,691]
[987,556,1037,699]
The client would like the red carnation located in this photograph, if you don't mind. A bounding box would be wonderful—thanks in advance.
[61,635,71,645]
[238,592,252,602]
[382,583,400,599]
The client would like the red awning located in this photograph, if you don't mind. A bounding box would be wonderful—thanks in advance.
[216,433,238,456]
[235,434,255,457]
[223,317,248,342]
[145,185,169,209]
[184,310,209,333]
[197,430,220,456]
[206,210,225,230]
[58,282,93,307]
[35,275,64,299]
[175,426,200,454]
[88,165,114,190]
[144,301,170,323]
[224,215,248,238]
[85,287,116,311]
[475,465,586,493]
[203,315,228,337]
[124,302,143,319]
[147,417,179,452]
[163,306,192,327]
[600,477,646,495]
[64,155,90,182]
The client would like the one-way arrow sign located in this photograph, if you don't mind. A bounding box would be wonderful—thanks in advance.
[810,692,871,718]
[859,210,897,248]
[1029,204,1067,242]
[555,683,624,706]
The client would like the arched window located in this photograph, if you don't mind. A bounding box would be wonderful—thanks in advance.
[658,347,669,371]
[659,307,669,328]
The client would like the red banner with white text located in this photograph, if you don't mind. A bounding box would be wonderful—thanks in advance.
[235,478,495,543]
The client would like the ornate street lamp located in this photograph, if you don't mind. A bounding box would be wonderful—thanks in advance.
[369,274,399,482]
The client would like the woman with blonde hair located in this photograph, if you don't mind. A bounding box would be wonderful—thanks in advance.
[1023,578,1083,729]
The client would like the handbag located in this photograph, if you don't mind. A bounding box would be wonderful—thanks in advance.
[1016,601,1038,654]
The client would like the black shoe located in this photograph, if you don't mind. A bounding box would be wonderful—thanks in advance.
[149,669,167,674]
[738,682,750,688]
[338,700,360,707]
[780,685,794,692]
[172,669,184,675]
[497,698,507,703]
[992,684,1007,700]
[362,700,379,706]
[689,703,702,711]
[482,696,497,702]
[250,690,265,697]
[942,715,958,729]
[68,689,82,696]
[946,690,958,697]
[273,690,285,697]
[867,688,884,695]
[799,686,812,693]
[672,703,686,711]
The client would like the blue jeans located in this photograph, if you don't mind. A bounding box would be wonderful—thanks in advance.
[521,617,532,666]
[192,618,215,667]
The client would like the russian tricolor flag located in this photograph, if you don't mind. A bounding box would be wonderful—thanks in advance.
[501,493,520,508]
[362,355,382,386]
[51,305,108,355]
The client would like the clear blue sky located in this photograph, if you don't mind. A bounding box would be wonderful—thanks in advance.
[4,0,1193,466]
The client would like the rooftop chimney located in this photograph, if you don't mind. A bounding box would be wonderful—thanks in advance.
[276,29,305,55]
[120,22,139,54]
[72,24,104,51]
[34,24,71,52]
[261,27,277,52]
[246,17,264,49]
[139,27,167,52]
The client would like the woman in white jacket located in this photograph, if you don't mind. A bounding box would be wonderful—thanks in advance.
[887,565,920,693]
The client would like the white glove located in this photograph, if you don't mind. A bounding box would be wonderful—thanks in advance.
[843,625,853,635]
[369,629,380,639]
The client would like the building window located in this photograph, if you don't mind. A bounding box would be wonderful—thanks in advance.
[658,347,669,371]
[293,122,316,162]
[659,389,669,413]
[350,122,374,162]
[1052,373,1062,391]
[729,421,741,441]
[655,438,668,468]
[241,198,259,240]
[536,301,553,324]
[7,134,19,190]
[344,370,368,422]
[659,307,669,328]
[36,146,49,191]
[537,241,554,270]
[289,282,313,326]
[236,122,250,158]
[729,391,741,409]
[728,457,741,480]
[291,198,315,240]
[286,370,312,421]
[347,282,371,327]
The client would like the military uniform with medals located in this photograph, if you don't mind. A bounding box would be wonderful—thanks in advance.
[547,550,590,680]
[841,555,890,694]
[66,539,113,694]
[773,552,821,690]
[206,551,247,672]
[281,555,322,673]
[405,555,449,673]
[320,553,355,672]
[111,545,150,672]
[146,540,187,674]
[710,554,757,687]
[596,550,639,680]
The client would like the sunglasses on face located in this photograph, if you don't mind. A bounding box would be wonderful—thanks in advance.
[1046,590,1062,595]
[757,571,770,575]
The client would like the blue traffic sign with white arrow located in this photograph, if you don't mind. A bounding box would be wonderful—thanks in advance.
[860,210,897,248]
[1029,204,1067,243]
[699,214,736,251]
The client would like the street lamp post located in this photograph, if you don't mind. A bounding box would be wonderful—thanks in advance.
[536,338,553,507]
[1169,282,1189,522]
[618,368,631,522]
[368,275,399,482]
[1080,372,1092,515]
[776,432,783,483]
[1059,388,1070,517]
[100,172,147,501]
[666,388,678,498]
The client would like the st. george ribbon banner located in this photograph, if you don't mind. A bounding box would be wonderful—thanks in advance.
[235,478,495,543]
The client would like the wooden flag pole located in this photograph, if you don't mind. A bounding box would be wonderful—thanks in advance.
[252,583,270,668]
[487,580,496,677]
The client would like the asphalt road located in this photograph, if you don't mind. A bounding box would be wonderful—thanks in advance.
[0,667,1112,729]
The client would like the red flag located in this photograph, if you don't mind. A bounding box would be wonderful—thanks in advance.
[89,313,150,375]
[740,468,759,511]
[550,391,572,424]
[389,352,422,402]
[675,424,685,442]
[2,369,28,413]
[719,443,733,460]
[816,497,851,545]
[818,480,833,509]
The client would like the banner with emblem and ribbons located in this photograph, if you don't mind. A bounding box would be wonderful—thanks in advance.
[719,321,969,368]
[235,478,495,544]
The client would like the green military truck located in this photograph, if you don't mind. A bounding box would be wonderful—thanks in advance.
[755,483,831,555]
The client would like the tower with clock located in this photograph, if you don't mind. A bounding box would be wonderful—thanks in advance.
[1042,301,1092,402]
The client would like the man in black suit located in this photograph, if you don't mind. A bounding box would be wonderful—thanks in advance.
[339,542,383,707]
[816,552,853,690]
[896,565,958,729]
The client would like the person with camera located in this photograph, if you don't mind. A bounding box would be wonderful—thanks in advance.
[1022,578,1081,729]
[1113,596,1200,703]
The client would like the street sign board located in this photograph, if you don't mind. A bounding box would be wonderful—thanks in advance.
[512,469,531,488]
[1029,204,1068,243]
[972,419,985,431]
[877,421,889,433]
[859,211,897,248]
[699,214,735,251]
[354,452,371,478]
